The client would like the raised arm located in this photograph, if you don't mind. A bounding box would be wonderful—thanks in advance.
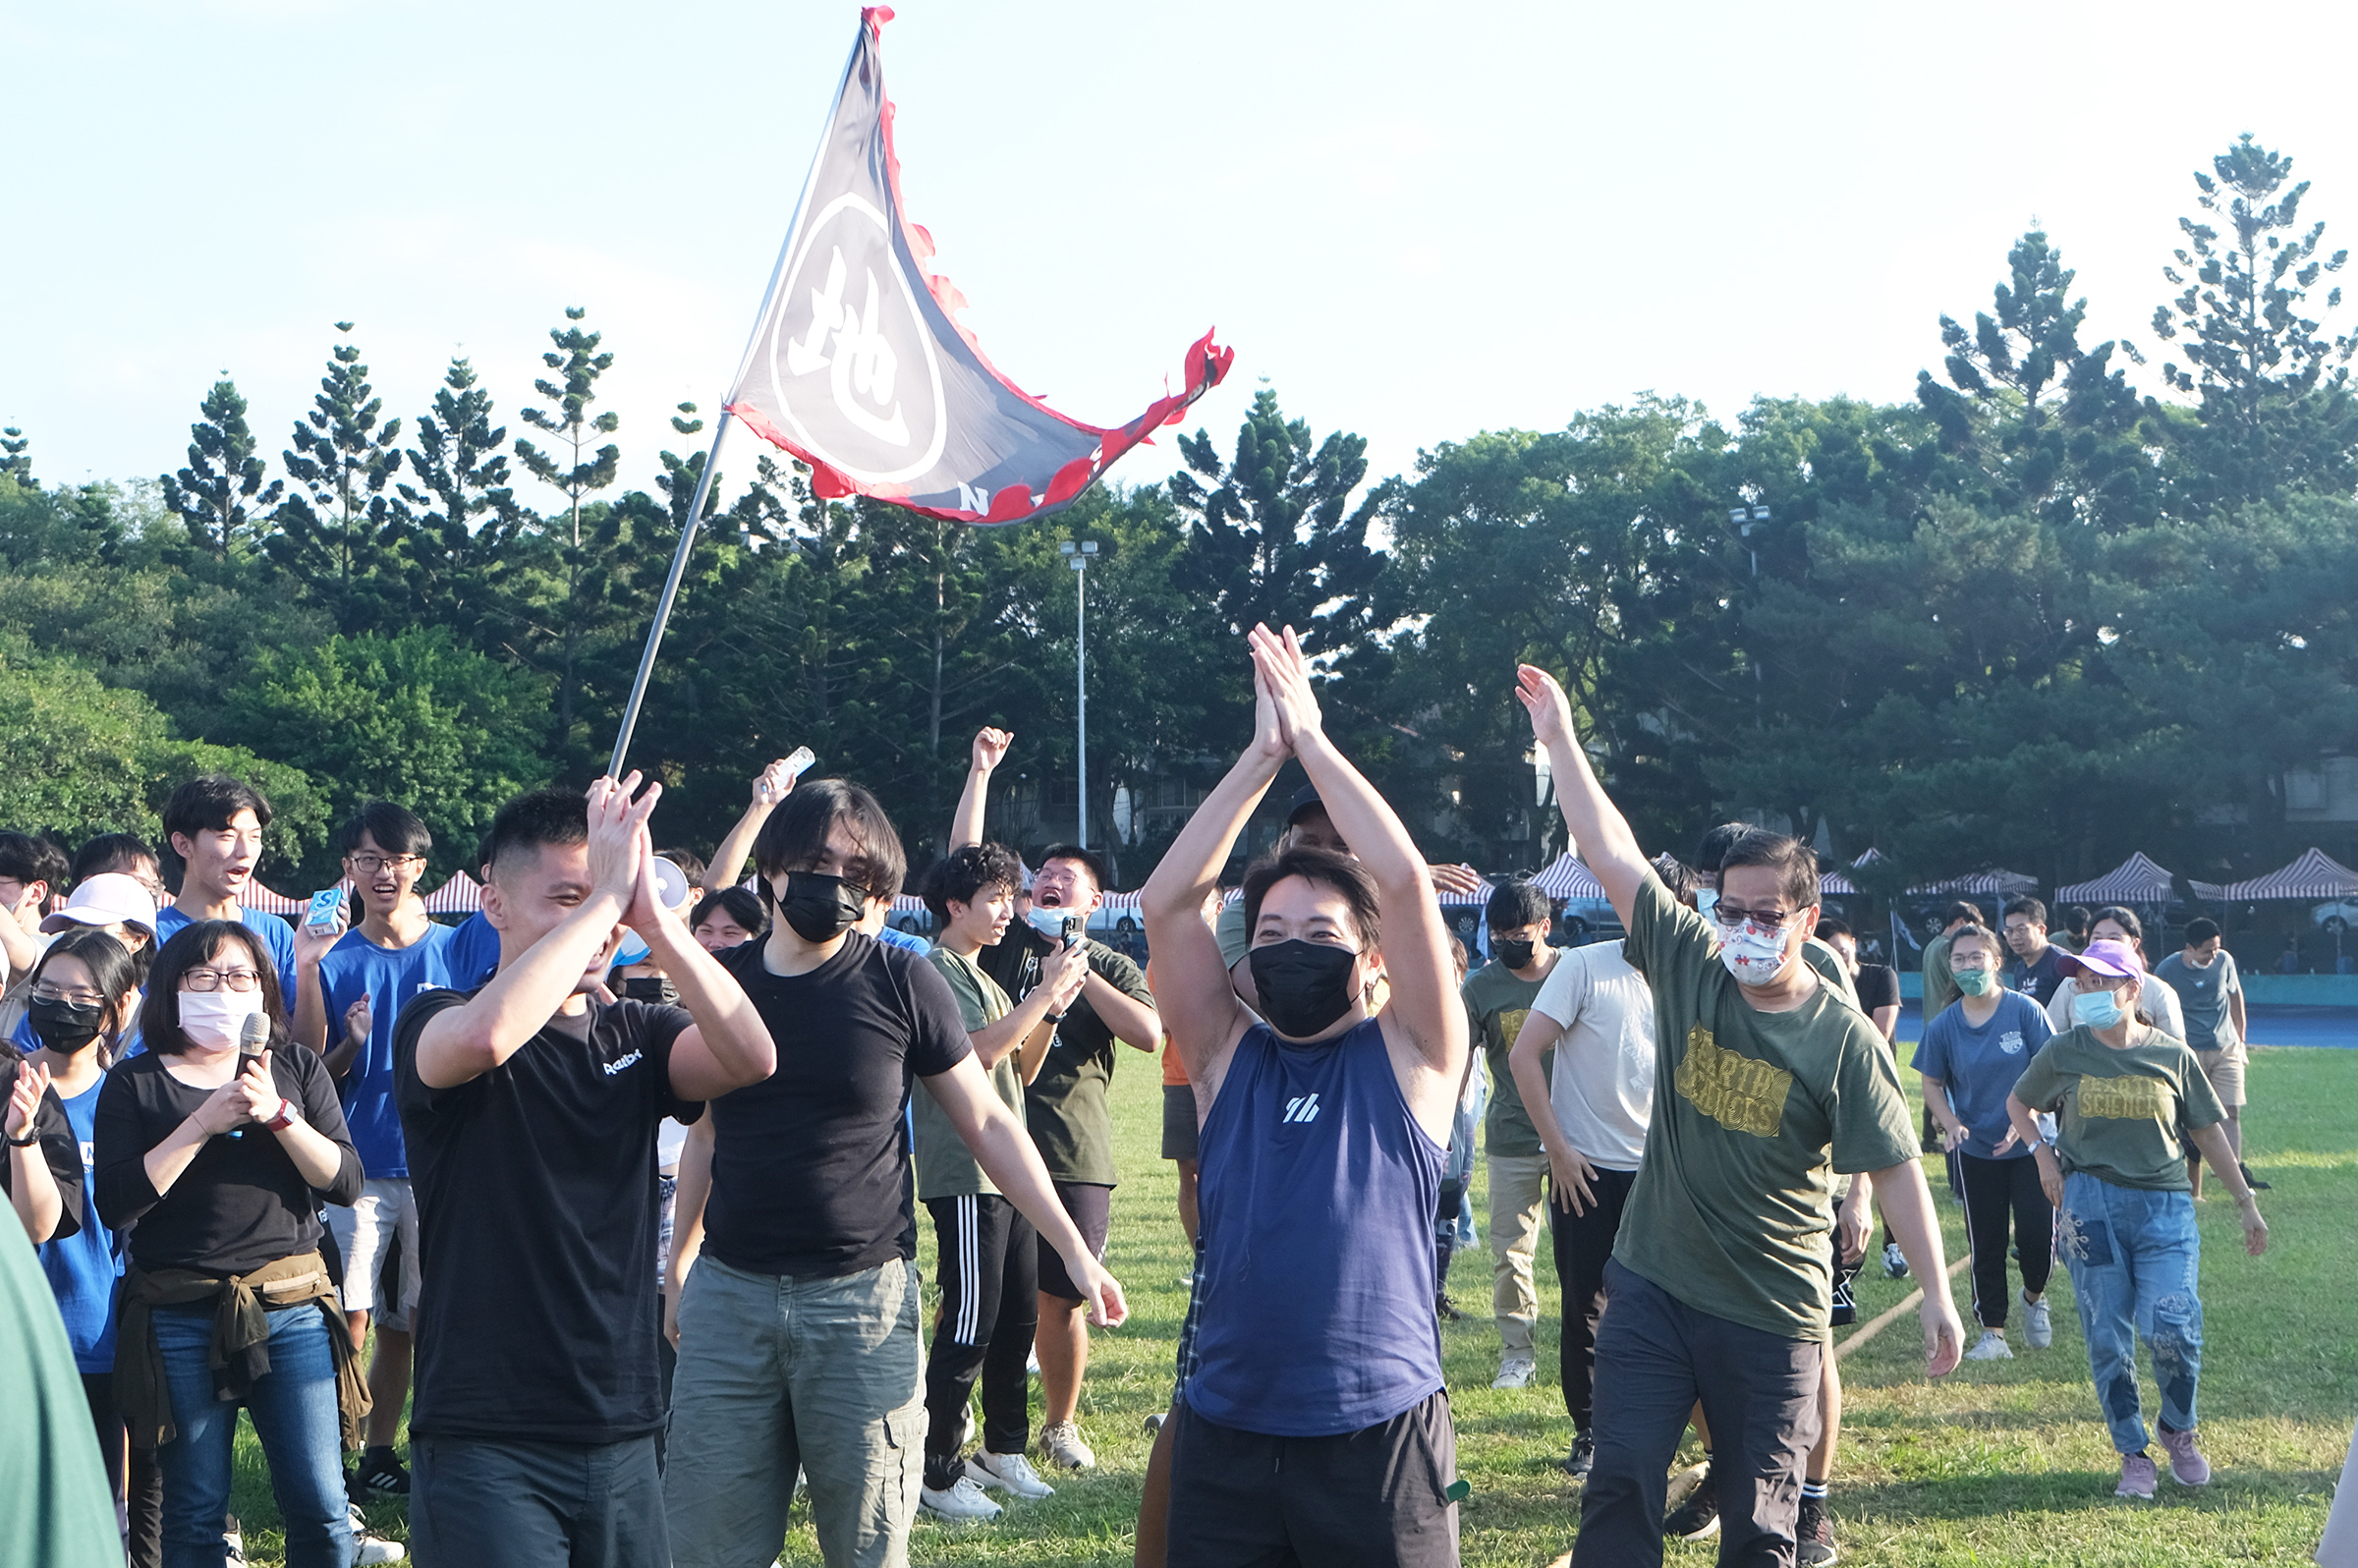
[412,773,653,1091]
[1258,624,1461,1090]
[633,831,777,1101]
[1141,650,1288,1098]
[950,728,1012,850]
[709,755,807,890]
[1517,663,1650,927]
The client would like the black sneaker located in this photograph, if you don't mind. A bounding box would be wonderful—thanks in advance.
[1435,1294,1463,1322]
[2241,1162,2273,1191]
[1796,1493,1838,1565]
[1663,1465,1719,1540]
[351,1450,412,1500]
[1562,1430,1596,1478]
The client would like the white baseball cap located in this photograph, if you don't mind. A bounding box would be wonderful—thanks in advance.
[40,872,159,938]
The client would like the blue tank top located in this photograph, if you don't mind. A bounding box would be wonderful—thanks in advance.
[1186,1017,1445,1436]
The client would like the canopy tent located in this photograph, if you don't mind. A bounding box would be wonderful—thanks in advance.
[2055,853,2180,906]
[2210,848,2358,904]
[421,872,483,916]
[1913,868,2040,898]
[1530,853,1605,901]
[1438,877,1497,909]
[240,884,319,918]
[1819,848,1881,897]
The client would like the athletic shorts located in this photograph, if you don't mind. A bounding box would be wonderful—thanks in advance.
[2196,1044,2247,1107]
[1162,1084,1200,1161]
[325,1177,421,1330]
[1037,1181,1112,1303]
[1165,1389,1459,1568]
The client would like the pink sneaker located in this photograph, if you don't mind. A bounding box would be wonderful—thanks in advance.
[2158,1426,2212,1486]
[2115,1452,2158,1499]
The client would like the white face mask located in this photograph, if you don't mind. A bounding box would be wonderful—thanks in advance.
[1026,907,1072,940]
[179,988,266,1050]
[1718,926,1787,986]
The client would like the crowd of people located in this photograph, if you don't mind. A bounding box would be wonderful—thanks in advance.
[0,623,2299,1568]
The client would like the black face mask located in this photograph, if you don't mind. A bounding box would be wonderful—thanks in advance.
[28,995,105,1053]
[1249,938,1362,1040]
[621,976,675,1004]
[1492,938,1537,971]
[777,871,869,943]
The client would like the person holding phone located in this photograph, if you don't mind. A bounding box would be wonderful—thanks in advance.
[94,920,366,1568]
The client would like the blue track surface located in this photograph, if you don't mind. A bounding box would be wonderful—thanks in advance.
[1893,1002,2358,1049]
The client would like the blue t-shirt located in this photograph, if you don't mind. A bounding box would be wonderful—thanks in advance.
[1912,991,2054,1159]
[442,913,503,990]
[154,903,298,1004]
[36,1077,121,1372]
[876,926,929,955]
[321,923,463,1180]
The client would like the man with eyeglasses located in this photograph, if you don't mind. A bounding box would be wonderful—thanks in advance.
[2001,898,2071,1008]
[295,801,458,1505]
[1516,665,1960,1568]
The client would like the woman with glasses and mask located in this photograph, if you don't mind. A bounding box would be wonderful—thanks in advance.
[2044,906,2183,1039]
[93,921,365,1568]
[2005,937,2267,1501]
[21,926,163,1560]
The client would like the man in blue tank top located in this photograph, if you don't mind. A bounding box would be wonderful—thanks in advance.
[1517,664,1964,1568]
[1143,624,1471,1568]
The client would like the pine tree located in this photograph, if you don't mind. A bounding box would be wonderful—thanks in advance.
[514,306,624,741]
[655,402,719,534]
[1,426,29,485]
[269,323,406,630]
[392,356,520,635]
[162,377,284,557]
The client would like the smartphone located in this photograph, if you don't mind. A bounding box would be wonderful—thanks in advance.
[305,888,345,929]
[1061,915,1084,950]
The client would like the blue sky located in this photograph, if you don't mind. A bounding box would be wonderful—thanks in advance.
[10,1,2358,519]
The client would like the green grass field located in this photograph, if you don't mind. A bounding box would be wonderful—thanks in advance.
[231,1046,2356,1565]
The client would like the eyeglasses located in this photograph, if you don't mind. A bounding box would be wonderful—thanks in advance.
[31,982,106,1008]
[346,854,423,874]
[1710,904,1802,938]
[182,968,262,992]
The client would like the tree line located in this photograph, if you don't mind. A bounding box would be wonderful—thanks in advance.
[6,134,2358,906]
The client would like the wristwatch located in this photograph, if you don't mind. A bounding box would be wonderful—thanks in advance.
[262,1098,299,1132]
[5,1129,37,1148]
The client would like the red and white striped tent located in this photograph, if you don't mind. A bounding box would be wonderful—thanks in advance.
[2056,853,2179,905]
[421,872,483,916]
[240,884,321,918]
[1530,853,1604,900]
[1818,849,1881,897]
[2210,848,2358,904]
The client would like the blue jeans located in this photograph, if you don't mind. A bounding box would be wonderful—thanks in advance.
[153,1302,353,1568]
[2058,1171,2204,1456]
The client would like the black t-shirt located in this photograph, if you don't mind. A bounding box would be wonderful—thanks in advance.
[395,991,698,1443]
[1021,942,1153,1186]
[2010,945,2072,1008]
[704,932,970,1280]
[1855,963,1901,1017]
[93,1046,362,1272]
[2,1051,86,1242]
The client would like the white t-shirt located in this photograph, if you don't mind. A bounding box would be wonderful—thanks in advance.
[2044,971,2184,1039]
[1529,941,1656,1172]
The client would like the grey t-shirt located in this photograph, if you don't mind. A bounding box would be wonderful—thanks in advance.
[2153,951,2241,1054]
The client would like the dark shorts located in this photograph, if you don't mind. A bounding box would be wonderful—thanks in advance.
[413,1432,665,1568]
[1166,1390,1459,1568]
[1037,1181,1112,1303]
[1162,1084,1201,1161]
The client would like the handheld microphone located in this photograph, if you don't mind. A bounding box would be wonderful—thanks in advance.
[228,1012,270,1140]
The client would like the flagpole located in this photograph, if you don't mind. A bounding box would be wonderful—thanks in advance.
[607,412,732,778]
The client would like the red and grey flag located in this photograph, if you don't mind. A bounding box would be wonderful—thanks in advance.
[725,7,1233,525]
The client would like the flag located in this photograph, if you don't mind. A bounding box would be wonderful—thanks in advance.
[725,7,1233,525]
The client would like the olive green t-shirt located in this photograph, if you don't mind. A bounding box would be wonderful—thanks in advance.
[913,946,1025,1201]
[1615,872,1921,1342]
[2008,1026,2225,1192]
[1922,932,1959,1021]
[1464,960,1553,1157]
[1024,943,1154,1187]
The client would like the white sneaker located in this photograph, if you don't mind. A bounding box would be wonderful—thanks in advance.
[1039,1420,1096,1471]
[968,1449,1055,1499]
[224,1517,246,1565]
[2022,1292,2053,1350]
[1491,1357,1537,1389]
[1881,1241,1910,1279]
[920,1476,1003,1521]
[1964,1329,2014,1362]
[349,1503,407,1564]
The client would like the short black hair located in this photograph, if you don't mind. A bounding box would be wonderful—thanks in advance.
[161,774,272,844]
[689,886,765,939]
[1718,830,1819,911]
[474,830,497,876]
[751,777,907,903]
[2185,917,2221,944]
[1815,917,1854,942]
[0,831,69,892]
[139,920,287,1056]
[922,843,1025,925]
[656,847,708,892]
[1695,821,1752,876]
[485,787,589,882]
[2002,896,2048,927]
[336,800,433,861]
[1241,847,1383,954]
[1038,843,1108,895]
[1485,879,1550,932]
[2093,905,2144,943]
[1650,854,1701,909]
[2062,905,2092,935]
[73,832,156,886]
[1940,900,1983,927]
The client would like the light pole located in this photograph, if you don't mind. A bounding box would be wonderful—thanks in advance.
[1059,538,1098,848]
